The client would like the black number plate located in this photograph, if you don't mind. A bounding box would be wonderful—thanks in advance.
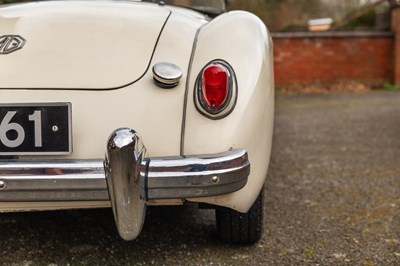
[0,103,72,155]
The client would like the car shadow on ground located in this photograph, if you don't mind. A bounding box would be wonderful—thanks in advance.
[0,205,231,264]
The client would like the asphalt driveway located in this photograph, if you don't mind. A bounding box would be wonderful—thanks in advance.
[0,91,399,265]
[264,91,400,265]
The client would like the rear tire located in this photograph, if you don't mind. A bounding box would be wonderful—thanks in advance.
[216,189,264,244]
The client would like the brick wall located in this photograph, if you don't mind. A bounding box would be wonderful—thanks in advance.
[392,7,400,85]
[272,31,394,87]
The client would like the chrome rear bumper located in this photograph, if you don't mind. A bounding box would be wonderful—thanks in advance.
[0,128,250,240]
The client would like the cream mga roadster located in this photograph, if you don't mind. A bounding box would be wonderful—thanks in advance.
[0,0,274,244]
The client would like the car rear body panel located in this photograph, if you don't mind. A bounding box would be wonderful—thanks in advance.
[0,1,273,215]
[0,1,170,89]
[0,2,206,160]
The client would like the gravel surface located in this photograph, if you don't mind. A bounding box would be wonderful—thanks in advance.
[1,91,399,265]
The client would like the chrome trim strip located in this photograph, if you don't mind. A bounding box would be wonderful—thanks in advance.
[0,159,108,201]
[146,149,249,199]
[180,25,203,156]
[0,149,249,202]
[0,149,249,199]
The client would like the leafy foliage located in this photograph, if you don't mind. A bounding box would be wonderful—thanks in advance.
[0,0,389,31]
[342,10,376,29]
[228,0,387,31]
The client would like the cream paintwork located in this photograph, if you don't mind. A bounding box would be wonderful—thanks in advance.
[0,1,205,159]
[0,1,273,213]
[184,11,274,212]
[0,1,169,89]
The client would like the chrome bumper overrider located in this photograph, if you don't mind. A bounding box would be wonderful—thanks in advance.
[0,128,250,240]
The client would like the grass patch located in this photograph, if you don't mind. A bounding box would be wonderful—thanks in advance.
[383,83,400,91]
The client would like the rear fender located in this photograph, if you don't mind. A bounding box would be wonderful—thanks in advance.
[183,11,274,212]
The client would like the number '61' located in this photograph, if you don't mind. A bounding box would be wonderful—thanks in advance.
[0,111,42,148]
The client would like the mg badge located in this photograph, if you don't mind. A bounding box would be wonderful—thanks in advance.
[0,35,26,54]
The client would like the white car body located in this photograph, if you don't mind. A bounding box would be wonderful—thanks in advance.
[0,0,274,243]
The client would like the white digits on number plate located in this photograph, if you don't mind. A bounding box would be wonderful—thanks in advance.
[0,111,25,148]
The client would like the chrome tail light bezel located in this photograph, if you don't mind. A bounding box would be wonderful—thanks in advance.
[194,59,238,120]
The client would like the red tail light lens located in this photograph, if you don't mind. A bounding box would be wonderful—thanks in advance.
[194,60,237,120]
[201,65,229,109]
